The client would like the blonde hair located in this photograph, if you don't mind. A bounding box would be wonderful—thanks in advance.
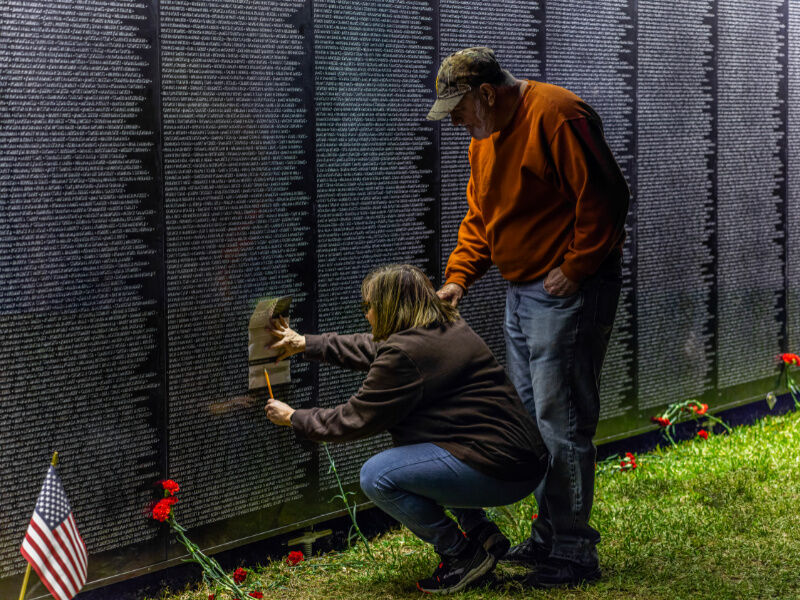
[361,264,460,341]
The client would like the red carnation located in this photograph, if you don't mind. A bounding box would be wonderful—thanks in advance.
[620,462,636,471]
[151,498,173,522]
[164,495,179,506]
[620,452,637,471]
[232,567,247,583]
[780,353,800,366]
[286,550,304,566]
[651,416,670,427]
[691,403,708,416]
[160,479,180,496]
[208,595,215,600]
[249,593,264,599]
[697,430,709,440]
[531,513,538,520]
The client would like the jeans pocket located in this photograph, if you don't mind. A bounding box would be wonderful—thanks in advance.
[540,278,581,300]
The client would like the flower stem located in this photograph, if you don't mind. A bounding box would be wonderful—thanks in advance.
[323,442,374,560]
[168,516,247,598]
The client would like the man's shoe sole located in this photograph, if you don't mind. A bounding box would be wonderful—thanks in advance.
[500,554,541,566]
[526,567,602,589]
[416,553,496,594]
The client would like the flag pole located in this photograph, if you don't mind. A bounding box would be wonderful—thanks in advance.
[17,565,31,600]
[18,452,58,600]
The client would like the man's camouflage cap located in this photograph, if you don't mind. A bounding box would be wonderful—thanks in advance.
[426,47,505,121]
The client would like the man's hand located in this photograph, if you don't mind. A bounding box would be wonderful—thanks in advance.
[265,398,295,426]
[267,316,306,361]
[543,266,580,297]
[437,283,465,307]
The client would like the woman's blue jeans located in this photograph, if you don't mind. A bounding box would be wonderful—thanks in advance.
[360,443,540,556]
[504,259,622,567]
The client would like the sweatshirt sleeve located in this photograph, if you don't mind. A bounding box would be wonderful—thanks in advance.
[547,117,630,282]
[444,175,493,290]
[291,345,423,443]
[303,332,378,371]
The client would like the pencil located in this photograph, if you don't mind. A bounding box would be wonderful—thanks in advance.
[263,368,274,399]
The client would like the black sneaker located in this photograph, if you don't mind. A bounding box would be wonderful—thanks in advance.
[416,541,495,594]
[466,521,510,561]
[524,557,601,588]
[501,537,551,566]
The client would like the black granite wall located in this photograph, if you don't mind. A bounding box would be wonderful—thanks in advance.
[1,0,797,594]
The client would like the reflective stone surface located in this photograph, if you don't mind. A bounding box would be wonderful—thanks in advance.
[1,1,797,597]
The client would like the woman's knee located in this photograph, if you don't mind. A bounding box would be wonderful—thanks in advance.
[359,452,392,501]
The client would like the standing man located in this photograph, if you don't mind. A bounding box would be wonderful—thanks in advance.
[427,47,630,588]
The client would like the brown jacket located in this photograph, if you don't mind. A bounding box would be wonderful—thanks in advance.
[291,319,546,481]
[445,80,630,287]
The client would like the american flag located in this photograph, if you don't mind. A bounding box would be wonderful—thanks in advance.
[20,465,88,600]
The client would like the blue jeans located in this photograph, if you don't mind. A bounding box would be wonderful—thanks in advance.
[504,257,621,567]
[360,443,540,556]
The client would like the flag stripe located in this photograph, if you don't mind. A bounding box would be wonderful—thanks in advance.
[34,514,84,587]
[65,515,88,569]
[27,518,79,597]
[32,515,83,593]
[25,523,76,599]
[21,538,69,600]
[54,525,83,582]
[32,514,83,592]
[56,516,87,580]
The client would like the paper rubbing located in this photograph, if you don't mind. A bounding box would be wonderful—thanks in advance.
[248,295,292,390]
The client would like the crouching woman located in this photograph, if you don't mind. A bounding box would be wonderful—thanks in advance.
[264,264,547,594]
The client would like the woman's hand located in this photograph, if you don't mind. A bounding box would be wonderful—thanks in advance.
[268,316,306,361]
[265,398,295,426]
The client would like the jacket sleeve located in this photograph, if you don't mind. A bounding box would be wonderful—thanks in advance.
[303,332,378,371]
[291,346,423,443]
[547,116,630,282]
[444,174,493,290]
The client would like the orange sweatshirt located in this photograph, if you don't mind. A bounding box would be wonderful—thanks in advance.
[445,81,630,288]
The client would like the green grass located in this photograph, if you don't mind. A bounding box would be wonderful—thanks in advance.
[151,410,800,600]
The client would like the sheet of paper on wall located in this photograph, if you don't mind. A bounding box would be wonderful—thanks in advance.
[248,295,292,390]
[248,361,290,389]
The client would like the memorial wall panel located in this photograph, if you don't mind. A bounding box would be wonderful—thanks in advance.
[313,0,437,489]
[2,0,799,595]
[0,0,164,582]
[789,2,800,352]
[635,1,716,412]
[160,0,315,538]
[716,0,787,396]
[438,0,544,362]
[545,0,637,437]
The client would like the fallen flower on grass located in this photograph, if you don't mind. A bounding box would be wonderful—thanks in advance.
[248,592,264,599]
[287,550,305,566]
[651,399,730,447]
[619,452,638,471]
[232,567,248,584]
[697,430,709,440]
